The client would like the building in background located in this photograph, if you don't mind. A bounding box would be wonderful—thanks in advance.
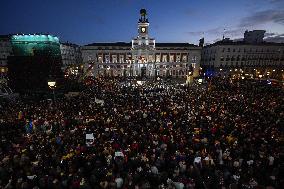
[10,34,61,57]
[7,34,63,92]
[244,30,265,44]
[60,42,83,77]
[81,9,202,79]
[0,34,84,89]
[201,31,284,80]
[0,35,13,79]
[2,25,283,84]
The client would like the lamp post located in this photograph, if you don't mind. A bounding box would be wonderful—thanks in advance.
[186,71,193,85]
[47,80,56,104]
[127,65,131,77]
[154,63,157,81]
[107,66,110,77]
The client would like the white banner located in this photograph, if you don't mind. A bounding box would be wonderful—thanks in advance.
[115,151,124,157]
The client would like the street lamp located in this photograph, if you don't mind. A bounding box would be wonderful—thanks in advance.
[186,71,193,85]
[127,65,131,77]
[122,67,126,77]
[153,63,157,81]
[107,66,110,77]
[47,80,56,103]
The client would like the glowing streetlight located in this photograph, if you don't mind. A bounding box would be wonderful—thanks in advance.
[47,81,56,88]
[47,80,56,103]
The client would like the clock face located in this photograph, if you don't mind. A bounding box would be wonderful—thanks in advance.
[141,27,146,33]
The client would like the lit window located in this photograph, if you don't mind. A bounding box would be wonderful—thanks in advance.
[170,55,174,62]
[162,55,167,62]
[182,55,187,62]
[176,55,181,62]
[156,55,160,62]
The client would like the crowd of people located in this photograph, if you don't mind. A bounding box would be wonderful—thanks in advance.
[0,77,283,189]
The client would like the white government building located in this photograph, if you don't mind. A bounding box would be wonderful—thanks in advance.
[81,9,202,79]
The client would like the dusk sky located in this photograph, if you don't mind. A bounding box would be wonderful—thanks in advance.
[1,0,283,45]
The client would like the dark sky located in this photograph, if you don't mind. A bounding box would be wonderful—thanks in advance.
[1,0,283,45]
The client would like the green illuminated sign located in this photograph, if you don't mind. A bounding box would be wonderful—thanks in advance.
[11,34,61,56]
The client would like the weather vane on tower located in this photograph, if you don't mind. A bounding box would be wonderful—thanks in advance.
[139,9,148,23]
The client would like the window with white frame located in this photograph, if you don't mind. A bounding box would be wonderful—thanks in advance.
[182,55,187,62]
[105,55,110,63]
[162,55,167,62]
[169,55,174,62]
[119,55,124,63]
[112,55,117,63]
[192,56,197,63]
[98,56,103,63]
[149,55,153,62]
[176,55,181,62]
[156,55,160,62]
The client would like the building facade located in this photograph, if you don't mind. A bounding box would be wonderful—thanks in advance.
[81,9,202,78]
[0,35,13,78]
[244,30,265,44]
[60,42,83,76]
[1,34,84,79]
[60,43,82,67]
[201,34,284,79]
[10,34,61,57]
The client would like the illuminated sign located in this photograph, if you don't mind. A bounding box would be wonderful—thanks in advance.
[11,34,61,56]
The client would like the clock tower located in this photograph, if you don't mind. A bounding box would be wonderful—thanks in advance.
[132,9,155,52]
[131,9,156,77]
